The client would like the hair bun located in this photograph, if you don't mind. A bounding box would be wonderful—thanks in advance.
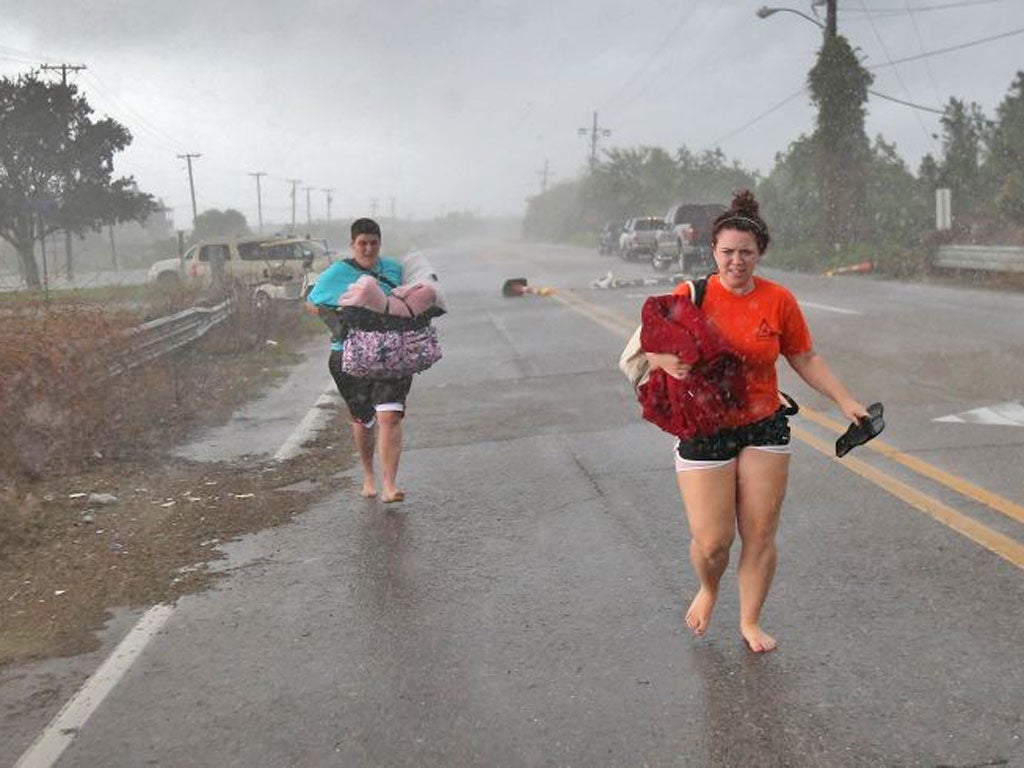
[730,189,760,218]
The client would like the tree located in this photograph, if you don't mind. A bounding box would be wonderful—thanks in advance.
[674,147,758,204]
[807,34,873,246]
[0,72,156,289]
[986,72,1024,225]
[936,97,989,222]
[758,135,822,249]
[522,179,586,241]
[191,208,251,241]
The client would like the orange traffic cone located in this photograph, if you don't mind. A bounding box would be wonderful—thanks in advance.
[823,260,872,277]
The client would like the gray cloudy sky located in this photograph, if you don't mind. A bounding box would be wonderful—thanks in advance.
[2,0,1022,229]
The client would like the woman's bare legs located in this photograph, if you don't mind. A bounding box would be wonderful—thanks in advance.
[735,448,790,652]
[677,462,738,635]
[352,422,377,498]
[377,411,404,502]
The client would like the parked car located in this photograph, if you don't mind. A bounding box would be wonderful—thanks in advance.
[619,217,665,260]
[653,203,727,272]
[598,221,621,255]
[148,236,334,304]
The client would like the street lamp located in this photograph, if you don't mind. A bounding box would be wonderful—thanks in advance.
[756,6,825,31]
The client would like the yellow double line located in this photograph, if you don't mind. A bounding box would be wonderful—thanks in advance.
[554,290,1024,571]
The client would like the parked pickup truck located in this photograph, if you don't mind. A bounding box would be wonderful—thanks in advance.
[619,217,665,260]
[653,203,727,272]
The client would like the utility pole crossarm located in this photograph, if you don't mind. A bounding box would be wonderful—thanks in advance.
[41,63,87,86]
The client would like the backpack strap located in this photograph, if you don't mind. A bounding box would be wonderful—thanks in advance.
[344,257,399,289]
[688,275,711,308]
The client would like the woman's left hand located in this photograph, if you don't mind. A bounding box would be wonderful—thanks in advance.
[840,399,870,424]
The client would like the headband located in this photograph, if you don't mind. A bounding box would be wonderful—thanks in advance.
[718,215,765,234]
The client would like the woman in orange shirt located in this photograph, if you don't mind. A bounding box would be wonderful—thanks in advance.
[646,190,868,652]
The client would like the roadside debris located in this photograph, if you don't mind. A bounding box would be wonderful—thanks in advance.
[502,278,555,297]
[590,271,687,290]
[823,260,873,277]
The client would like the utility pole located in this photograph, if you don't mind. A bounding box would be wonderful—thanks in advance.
[389,197,396,220]
[286,178,302,232]
[825,0,837,38]
[249,172,266,232]
[370,198,379,217]
[321,189,334,222]
[304,186,314,227]
[578,112,611,170]
[177,153,201,229]
[42,63,86,282]
[41,63,86,86]
[536,158,553,194]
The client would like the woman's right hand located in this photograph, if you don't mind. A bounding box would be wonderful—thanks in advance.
[644,352,691,380]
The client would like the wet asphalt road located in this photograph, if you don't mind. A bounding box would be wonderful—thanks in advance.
[7,240,1024,767]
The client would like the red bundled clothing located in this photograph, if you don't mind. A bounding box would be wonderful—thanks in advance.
[638,294,747,440]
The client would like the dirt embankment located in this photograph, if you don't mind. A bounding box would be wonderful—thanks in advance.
[1,294,351,667]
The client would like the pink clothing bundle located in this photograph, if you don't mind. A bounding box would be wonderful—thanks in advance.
[338,275,438,317]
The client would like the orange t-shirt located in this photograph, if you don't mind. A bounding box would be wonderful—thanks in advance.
[673,275,812,427]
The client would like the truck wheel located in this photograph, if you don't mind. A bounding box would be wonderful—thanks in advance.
[155,272,181,288]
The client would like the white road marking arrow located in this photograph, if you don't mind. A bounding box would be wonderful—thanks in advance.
[934,401,1024,426]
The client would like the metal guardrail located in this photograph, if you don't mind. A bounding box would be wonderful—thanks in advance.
[110,298,234,375]
[934,245,1024,274]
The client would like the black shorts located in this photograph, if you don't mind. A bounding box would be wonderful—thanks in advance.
[328,351,413,425]
[677,397,798,462]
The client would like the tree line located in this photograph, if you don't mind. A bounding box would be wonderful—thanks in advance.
[0,72,157,289]
[524,40,1024,276]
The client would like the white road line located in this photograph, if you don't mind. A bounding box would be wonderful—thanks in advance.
[15,387,340,768]
[935,401,1024,426]
[14,605,174,768]
[272,387,340,461]
[799,301,861,315]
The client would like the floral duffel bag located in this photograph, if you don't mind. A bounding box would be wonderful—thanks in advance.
[335,306,443,378]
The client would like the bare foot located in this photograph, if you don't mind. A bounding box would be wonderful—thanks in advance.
[360,480,377,498]
[741,623,777,653]
[381,489,405,504]
[685,588,717,636]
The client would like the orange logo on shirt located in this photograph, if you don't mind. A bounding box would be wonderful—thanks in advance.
[756,319,777,339]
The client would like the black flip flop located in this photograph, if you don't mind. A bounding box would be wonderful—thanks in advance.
[835,402,885,458]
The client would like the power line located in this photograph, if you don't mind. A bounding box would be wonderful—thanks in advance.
[708,87,808,147]
[601,0,700,111]
[867,26,1024,68]
[903,0,944,105]
[844,0,1013,13]
[79,71,185,153]
[708,85,943,151]
[856,0,938,154]
[868,89,944,114]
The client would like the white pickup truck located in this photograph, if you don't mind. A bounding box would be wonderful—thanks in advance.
[618,217,665,261]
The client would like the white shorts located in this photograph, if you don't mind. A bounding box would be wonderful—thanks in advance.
[355,402,405,429]
[674,442,790,472]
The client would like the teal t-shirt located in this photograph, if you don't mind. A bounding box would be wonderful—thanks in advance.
[309,257,403,351]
